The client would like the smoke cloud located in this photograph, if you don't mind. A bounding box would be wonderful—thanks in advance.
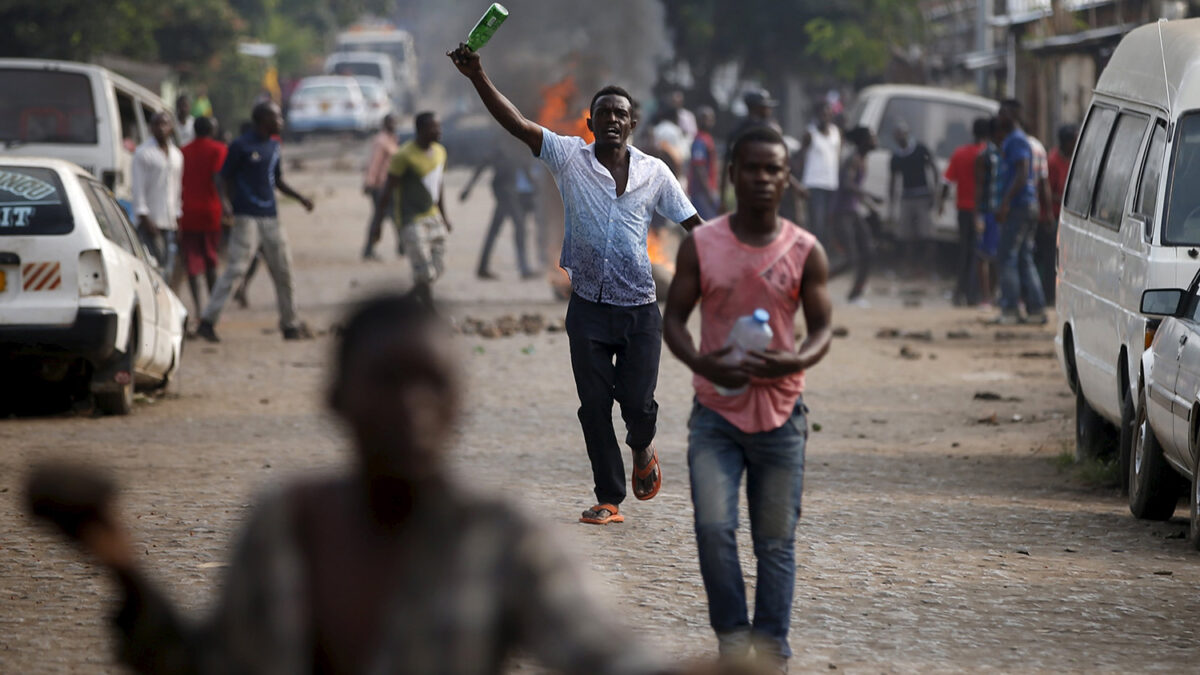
[399,0,671,114]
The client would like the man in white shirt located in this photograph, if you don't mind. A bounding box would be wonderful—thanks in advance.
[132,112,183,282]
[799,100,841,246]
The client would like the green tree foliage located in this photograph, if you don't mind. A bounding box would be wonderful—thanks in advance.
[0,0,395,72]
[661,0,921,89]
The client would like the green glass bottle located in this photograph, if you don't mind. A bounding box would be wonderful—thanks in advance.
[466,3,509,51]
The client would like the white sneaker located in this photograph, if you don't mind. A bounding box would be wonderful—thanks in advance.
[848,296,871,308]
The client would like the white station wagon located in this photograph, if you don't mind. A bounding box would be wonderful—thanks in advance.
[0,158,187,414]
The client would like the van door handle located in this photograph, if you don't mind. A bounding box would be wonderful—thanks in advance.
[1182,334,1189,346]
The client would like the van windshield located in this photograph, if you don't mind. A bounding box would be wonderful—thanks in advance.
[0,69,97,145]
[1163,113,1200,246]
[0,166,75,235]
[331,62,383,79]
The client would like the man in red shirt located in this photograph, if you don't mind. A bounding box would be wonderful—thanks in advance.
[940,118,990,306]
[179,117,228,315]
[1041,123,1076,304]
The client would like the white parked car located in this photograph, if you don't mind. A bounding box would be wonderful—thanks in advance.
[0,158,187,414]
[356,78,395,131]
[1136,274,1200,545]
[285,76,371,140]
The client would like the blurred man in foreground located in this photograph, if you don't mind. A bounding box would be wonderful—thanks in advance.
[26,292,666,675]
[448,43,700,526]
[664,126,832,672]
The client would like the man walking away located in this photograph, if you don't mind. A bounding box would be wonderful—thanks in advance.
[940,118,989,306]
[799,101,841,247]
[992,99,1047,325]
[663,126,832,671]
[131,112,183,283]
[361,113,399,261]
[833,127,883,305]
[1042,123,1077,303]
[449,44,701,526]
[370,112,451,308]
[179,116,227,316]
[688,106,720,220]
[197,102,314,343]
[461,138,538,280]
[888,123,939,278]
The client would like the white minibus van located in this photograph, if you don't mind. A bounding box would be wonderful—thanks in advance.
[0,59,170,203]
[1057,19,1200,487]
[845,85,998,242]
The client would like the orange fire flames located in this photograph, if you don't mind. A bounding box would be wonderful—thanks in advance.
[537,75,593,142]
[647,228,674,272]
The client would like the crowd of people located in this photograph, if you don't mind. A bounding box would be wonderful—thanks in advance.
[29,36,1086,674]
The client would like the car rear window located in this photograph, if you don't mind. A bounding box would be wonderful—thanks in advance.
[0,69,97,145]
[331,62,383,79]
[295,85,353,101]
[0,166,74,235]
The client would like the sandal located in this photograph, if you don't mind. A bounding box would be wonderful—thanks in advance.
[632,444,662,501]
[579,503,625,525]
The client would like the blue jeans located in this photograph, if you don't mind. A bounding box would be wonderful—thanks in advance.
[687,399,807,660]
[997,204,1045,315]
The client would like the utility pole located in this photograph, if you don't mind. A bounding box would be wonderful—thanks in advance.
[975,0,994,95]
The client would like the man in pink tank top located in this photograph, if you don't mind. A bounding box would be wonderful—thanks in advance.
[664,126,833,671]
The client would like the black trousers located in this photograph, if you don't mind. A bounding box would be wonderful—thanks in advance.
[477,188,531,275]
[955,209,980,305]
[830,210,872,300]
[565,293,661,506]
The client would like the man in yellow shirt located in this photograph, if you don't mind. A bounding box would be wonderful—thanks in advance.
[371,112,451,306]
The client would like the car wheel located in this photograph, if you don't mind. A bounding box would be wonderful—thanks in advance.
[95,324,136,416]
[1190,448,1200,551]
[1076,386,1117,461]
[1129,385,1182,520]
[1117,387,1136,496]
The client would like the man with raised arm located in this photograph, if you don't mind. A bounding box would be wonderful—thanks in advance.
[663,126,833,671]
[449,45,702,526]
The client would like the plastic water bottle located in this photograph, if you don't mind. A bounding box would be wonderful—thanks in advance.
[466,3,509,51]
[714,309,773,396]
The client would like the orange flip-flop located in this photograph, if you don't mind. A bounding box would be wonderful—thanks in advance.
[632,445,662,501]
[580,503,625,525]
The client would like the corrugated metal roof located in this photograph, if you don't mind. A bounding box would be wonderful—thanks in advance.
[1094,19,1200,114]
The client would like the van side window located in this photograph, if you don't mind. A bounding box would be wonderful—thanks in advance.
[83,182,137,256]
[1135,120,1167,223]
[1064,106,1117,216]
[116,91,141,151]
[1090,112,1147,229]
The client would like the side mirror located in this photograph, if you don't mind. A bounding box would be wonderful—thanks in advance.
[1141,288,1185,317]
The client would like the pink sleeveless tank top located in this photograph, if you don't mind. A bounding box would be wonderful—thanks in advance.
[693,215,816,433]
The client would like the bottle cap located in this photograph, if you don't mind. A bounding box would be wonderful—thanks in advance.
[753,309,769,323]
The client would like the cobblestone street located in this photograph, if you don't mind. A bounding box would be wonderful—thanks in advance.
[3,153,1198,674]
